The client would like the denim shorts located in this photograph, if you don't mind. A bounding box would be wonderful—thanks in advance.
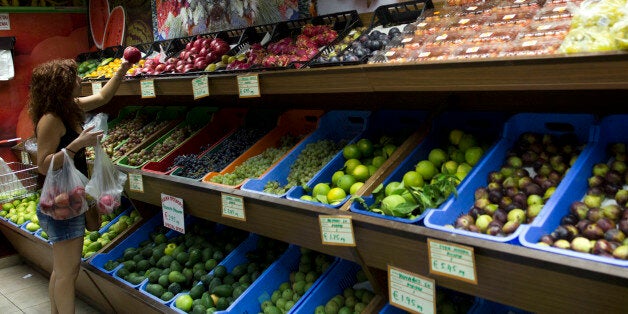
[36,205,85,243]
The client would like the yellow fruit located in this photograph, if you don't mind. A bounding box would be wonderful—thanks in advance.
[352,165,370,182]
[344,159,362,175]
[327,187,347,204]
[349,182,364,195]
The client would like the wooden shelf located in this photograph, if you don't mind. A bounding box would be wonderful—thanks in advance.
[121,169,628,313]
[71,52,628,312]
[81,52,628,97]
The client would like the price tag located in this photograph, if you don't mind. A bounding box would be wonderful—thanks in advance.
[465,46,480,54]
[435,34,448,41]
[319,215,355,246]
[161,193,185,233]
[428,239,477,284]
[503,14,516,20]
[192,75,210,99]
[479,32,493,38]
[388,265,436,314]
[20,151,29,164]
[221,193,246,221]
[458,18,470,25]
[522,40,537,47]
[140,79,156,98]
[401,37,413,43]
[91,82,102,95]
[237,74,261,98]
[128,172,144,193]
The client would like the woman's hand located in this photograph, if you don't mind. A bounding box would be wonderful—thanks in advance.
[75,125,104,148]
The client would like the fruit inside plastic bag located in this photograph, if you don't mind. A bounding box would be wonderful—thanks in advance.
[559,26,618,53]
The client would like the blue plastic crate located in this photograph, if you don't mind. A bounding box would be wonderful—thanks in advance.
[350,111,508,224]
[242,110,370,199]
[467,297,532,314]
[90,213,166,277]
[519,114,628,267]
[424,113,597,244]
[287,110,430,209]
[137,224,250,306]
[290,259,363,313]
[214,245,306,313]
[380,303,410,314]
[19,220,36,234]
[169,233,262,313]
[34,229,51,245]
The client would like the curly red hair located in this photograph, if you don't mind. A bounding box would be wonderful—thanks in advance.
[28,59,85,135]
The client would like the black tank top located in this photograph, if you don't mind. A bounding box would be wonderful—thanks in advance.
[58,121,88,177]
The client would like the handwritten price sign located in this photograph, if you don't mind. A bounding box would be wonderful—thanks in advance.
[388,265,435,314]
[161,193,185,234]
[428,239,477,284]
[221,193,246,221]
[237,74,260,98]
[319,215,355,246]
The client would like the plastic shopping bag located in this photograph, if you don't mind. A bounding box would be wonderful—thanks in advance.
[86,142,127,214]
[39,149,89,220]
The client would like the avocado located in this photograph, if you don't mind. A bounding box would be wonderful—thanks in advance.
[168,282,182,294]
[145,283,165,297]
[212,284,234,298]
[189,284,205,300]
[160,291,174,302]
[168,270,186,284]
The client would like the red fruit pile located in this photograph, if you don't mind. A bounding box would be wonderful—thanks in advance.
[227,24,337,70]
[130,36,230,76]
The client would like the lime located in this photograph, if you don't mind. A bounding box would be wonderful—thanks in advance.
[449,148,466,164]
[349,182,364,195]
[175,294,194,312]
[327,188,347,204]
[415,160,438,181]
[352,165,370,182]
[344,159,362,175]
[371,156,386,169]
[356,138,374,158]
[402,171,424,188]
[336,174,357,194]
[312,183,331,198]
[367,165,377,176]
[331,170,345,186]
[457,163,472,175]
[449,129,464,145]
[401,190,417,204]
[382,144,396,158]
[384,181,403,196]
[458,134,477,152]
[465,146,484,166]
[343,144,362,160]
[441,160,458,175]
[428,148,447,168]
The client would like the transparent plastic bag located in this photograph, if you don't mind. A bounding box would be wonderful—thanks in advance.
[84,112,109,137]
[86,141,127,214]
[39,149,89,220]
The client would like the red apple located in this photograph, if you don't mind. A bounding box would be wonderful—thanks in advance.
[123,46,141,64]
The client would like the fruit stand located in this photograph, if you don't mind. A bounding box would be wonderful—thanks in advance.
[2,2,628,313]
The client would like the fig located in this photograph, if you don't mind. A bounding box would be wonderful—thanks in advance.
[602,204,622,221]
[521,150,538,166]
[493,208,508,223]
[507,208,526,224]
[518,176,533,189]
[540,234,555,245]
[610,160,626,174]
[512,192,527,208]
[502,220,520,234]
[527,194,543,206]
[523,183,542,196]
[537,163,552,177]
[583,223,604,240]
[571,236,592,253]
[604,229,626,243]
[576,219,591,233]
[505,187,519,199]
[455,214,475,229]
[618,219,628,235]
[553,239,571,249]
[552,225,570,240]
[587,175,604,188]
[592,239,613,255]
[547,171,562,185]
[474,187,489,200]
[526,204,544,221]
[615,189,628,207]
[502,177,518,190]
[484,203,498,216]
[586,207,602,222]
[596,218,616,232]
[500,166,514,178]
[469,206,485,219]
[592,163,610,177]
[488,190,502,204]
[543,186,556,200]
[486,224,503,236]
[474,198,490,210]
[605,170,623,185]
[475,214,493,233]
[514,168,530,178]
[487,182,502,193]
[506,156,523,168]
[610,143,626,155]
[499,196,513,210]
[564,224,579,241]
[561,213,579,226]
[468,224,480,233]
[603,184,620,198]
[583,194,603,209]
[612,245,628,260]
[487,171,504,184]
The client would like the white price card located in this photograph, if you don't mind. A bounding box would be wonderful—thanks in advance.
[161,194,185,233]
[319,215,355,246]
[91,82,102,95]
[221,193,246,221]
[388,265,436,314]
[140,79,156,98]
[128,172,144,193]
[237,74,261,98]
[428,239,477,284]
[0,14,9,30]
[192,75,210,99]
[20,151,29,164]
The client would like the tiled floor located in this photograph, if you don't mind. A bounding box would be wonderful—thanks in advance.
[0,255,102,314]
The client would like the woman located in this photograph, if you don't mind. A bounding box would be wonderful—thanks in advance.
[28,58,132,314]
